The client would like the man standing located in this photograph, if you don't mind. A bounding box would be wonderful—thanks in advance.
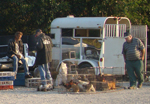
[122,32,145,89]
[7,31,33,79]
[35,29,53,91]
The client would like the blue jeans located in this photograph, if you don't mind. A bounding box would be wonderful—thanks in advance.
[12,55,30,75]
[38,63,52,85]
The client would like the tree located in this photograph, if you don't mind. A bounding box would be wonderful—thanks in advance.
[124,0,150,27]
[0,0,57,35]
[0,0,150,35]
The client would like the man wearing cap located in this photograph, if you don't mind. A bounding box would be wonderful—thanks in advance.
[122,32,145,89]
[35,29,53,91]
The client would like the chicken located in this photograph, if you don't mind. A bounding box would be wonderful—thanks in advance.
[62,80,74,89]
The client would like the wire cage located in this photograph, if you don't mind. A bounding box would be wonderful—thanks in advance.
[55,62,124,93]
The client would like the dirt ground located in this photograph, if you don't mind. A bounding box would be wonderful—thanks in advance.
[1,81,150,104]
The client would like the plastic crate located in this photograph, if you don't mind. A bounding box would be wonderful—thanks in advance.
[0,85,13,90]
[25,78,41,87]
[0,72,15,77]
[14,73,25,86]
[0,76,15,81]
[0,81,13,86]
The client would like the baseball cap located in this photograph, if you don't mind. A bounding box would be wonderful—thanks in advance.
[35,29,42,37]
[124,32,130,38]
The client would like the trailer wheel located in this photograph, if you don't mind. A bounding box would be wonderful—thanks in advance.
[78,63,94,74]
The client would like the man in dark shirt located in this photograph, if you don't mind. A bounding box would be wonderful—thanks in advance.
[7,31,33,79]
[35,29,53,91]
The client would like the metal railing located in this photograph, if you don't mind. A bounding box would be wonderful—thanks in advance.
[105,24,126,37]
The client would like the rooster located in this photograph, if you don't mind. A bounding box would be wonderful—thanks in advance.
[77,80,96,92]
[62,80,74,89]
[62,80,80,92]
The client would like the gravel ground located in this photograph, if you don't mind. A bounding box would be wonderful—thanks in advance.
[1,81,150,104]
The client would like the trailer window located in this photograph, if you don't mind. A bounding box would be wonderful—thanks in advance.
[82,39,101,60]
[89,29,100,37]
[75,29,101,37]
[61,37,101,60]
[75,29,87,37]
[62,37,79,45]
[62,29,73,37]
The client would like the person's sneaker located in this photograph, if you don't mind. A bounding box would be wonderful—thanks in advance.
[37,85,47,92]
[128,86,135,89]
[25,74,33,79]
[137,84,142,88]
[46,84,54,91]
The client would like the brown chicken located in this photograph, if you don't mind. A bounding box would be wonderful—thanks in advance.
[62,80,74,89]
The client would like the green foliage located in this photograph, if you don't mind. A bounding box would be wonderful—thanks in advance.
[0,0,57,35]
[124,0,150,26]
[0,0,150,35]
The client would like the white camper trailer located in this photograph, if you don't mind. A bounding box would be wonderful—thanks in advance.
[50,16,132,75]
